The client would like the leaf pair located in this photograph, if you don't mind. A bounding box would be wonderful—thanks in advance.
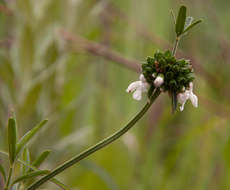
[175,5,202,37]
[7,118,48,166]
[16,119,48,156]
[12,170,49,186]
[6,118,51,188]
[26,150,50,174]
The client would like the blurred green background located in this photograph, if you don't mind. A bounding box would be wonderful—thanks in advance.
[0,0,230,189]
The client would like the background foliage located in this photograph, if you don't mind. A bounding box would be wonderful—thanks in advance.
[0,0,230,189]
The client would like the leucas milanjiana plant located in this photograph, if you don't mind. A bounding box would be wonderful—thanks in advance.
[0,5,202,190]
[127,5,200,112]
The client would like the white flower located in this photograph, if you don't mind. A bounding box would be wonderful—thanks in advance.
[154,74,164,87]
[177,82,198,111]
[126,74,149,101]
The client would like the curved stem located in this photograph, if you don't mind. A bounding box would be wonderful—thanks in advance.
[26,88,161,190]
[4,165,13,190]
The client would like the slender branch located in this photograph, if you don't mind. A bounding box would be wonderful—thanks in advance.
[60,29,141,73]
[0,5,12,16]
[26,89,161,190]
[4,166,13,190]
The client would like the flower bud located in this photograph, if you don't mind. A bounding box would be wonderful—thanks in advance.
[154,74,164,87]
[152,73,157,78]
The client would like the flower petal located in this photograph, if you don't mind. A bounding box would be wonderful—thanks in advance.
[177,91,190,111]
[189,93,198,108]
[179,102,186,111]
[132,89,142,101]
[139,74,146,82]
[177,91,189,104]
[126,81,141,93]
[141,82,149,92]
[189,82,193,92]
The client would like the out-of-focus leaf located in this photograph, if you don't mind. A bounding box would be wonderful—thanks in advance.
[51,178,72,190]
[0,56,14,89]
[0,163,6,181]
[176,5,187,36]
[18,24,35,74]
[32,150,51,168]
[182,19,202,34]
[8,117,17,164]
[170,9,176,25]
[16,0,34,22]
[18,82,42,116]
[81,161,119,190]
[22,147,31,175]
[44,42,59,65]
[16,120,48,155]
[12,170,49,185]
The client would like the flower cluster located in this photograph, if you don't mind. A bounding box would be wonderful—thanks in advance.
[126,50,198,112]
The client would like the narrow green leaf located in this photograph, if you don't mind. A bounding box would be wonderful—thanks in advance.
[8,118,17,165]
[184,16,194,29]
[176,5,187,36]
[0,151,70,190]
[22,147,31,175]
[182,19,202,34]
[50,178,72,190]
[170,9,176,25]
[81,161,119,190]
[172,92,177,113]
[31,150,51,168]
[16,119,48,156]
[12,170,49,185]
[0,163,6,181]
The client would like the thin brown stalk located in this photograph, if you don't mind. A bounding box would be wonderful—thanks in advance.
[60,29,141,73]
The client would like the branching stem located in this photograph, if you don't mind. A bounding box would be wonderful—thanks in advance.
[4,165,13,190]
[26,88,161,190]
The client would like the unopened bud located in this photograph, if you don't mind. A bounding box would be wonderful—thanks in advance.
[152,73,157,78]
[154,74,164,87]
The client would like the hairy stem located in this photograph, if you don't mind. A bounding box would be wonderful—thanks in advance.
[172,37,180,56]
[26,88,161,190]
[171,36,180,112]
[4,165,13,190]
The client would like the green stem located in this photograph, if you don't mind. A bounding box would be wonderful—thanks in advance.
[4,166,13,190]
[171,36,180,112]
[172,36,180,56]
[26,88,161,190]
